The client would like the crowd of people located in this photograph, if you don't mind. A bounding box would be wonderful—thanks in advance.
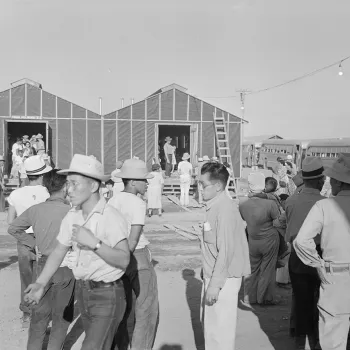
[3,140,350,350]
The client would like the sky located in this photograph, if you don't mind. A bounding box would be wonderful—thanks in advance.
[1,0,350,139]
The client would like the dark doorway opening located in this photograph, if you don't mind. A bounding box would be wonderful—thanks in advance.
[158,125,190,170]
[5,121,48,175]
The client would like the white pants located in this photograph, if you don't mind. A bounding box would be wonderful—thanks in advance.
[179,174,191,206]
[201,277,242,350]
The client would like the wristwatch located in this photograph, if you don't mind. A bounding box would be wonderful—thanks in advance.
[93,240,103,252]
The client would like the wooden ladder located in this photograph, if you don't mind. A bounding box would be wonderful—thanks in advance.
[213,113,238,197]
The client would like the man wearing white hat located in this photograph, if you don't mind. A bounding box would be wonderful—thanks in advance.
[294,154,350,350]
[178,152,193,207]
[285,157,325,349]
[109,159,159,350]
[7,155,51,326]
[24,154,130,349]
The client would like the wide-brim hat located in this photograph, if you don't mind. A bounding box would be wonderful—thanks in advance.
[165,136,172,142]
[36,134,43,139]
[202,155,210,161]
[57,154,110,182]
[24,155,52,175]
[301,156,324,179]
[198,157,203,162]
[115,158,153,179]
[22,135,29,140]
[323,153,350,184]
[211,156,218,161]
[182,152,190,160]
[286,155,293,160]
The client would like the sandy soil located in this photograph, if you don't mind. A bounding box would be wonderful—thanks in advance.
[0,199,298,350]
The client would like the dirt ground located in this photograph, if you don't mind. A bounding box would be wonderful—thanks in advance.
[0,198,297,350]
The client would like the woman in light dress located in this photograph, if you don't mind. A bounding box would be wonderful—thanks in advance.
[177,153,193,207]
[147,163,164,217]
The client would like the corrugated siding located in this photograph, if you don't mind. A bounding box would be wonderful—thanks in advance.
[57,98,71,118]
[72,119,86,155]
[160,91,173,120]
[87,120,102,160]
[188,96,201,121]
[0,119,4,155]
[118,120,131,160]
[73,104,85,119]
[118,106,131,120]
[132,121,145,161]
[42,91,56,119]
[147,95,159,120]
[104,119,117,174]
[0,90,10,116]
[202,122,214,157]
[146,121,156,168]
[229,123,241,177]
[175,90,187,121]
[27,85,41,116]
[11,85,25,116]
[202,102,214,121]
[104,111,116,120]
[88,111,100,119]
[57,119,71,169]
[132,101,145,120]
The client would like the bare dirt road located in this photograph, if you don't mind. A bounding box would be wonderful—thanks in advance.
[0,200,296,350]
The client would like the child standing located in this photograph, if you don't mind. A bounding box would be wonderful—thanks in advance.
[147,163,164,217]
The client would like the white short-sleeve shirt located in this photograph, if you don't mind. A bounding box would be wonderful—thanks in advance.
[108,192,149,250]
[178,161,193,175]
[56,198,128,282]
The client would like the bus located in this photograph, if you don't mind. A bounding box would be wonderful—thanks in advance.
[305,138,350,168]
[258,139,302,170]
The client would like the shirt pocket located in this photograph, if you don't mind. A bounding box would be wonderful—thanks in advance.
[203,229,216,245]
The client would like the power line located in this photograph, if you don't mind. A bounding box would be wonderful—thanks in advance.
[201,54,350,99]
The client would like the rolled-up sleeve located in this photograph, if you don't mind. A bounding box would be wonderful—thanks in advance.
[56,214,73,247]
[293,202,324,268]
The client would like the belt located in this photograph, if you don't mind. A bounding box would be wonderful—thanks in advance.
[324,262,350,274]
[79,279,123,290]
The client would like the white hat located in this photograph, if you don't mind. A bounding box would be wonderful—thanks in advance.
[198,157,203,162]
[165,136,172,142]
[202,155,210,161]
[0,155,4,161]
[114,159,153,179]
[324,154,350,184]
[301,157,324,179]
[36,133,43,139]
[182,152,190,160]
[286,155,293,160]
[57,154,110,182]
[211,156,218,161]
[24,155,52,175]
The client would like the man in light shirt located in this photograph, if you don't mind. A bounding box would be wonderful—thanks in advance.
[163,136,173,177]
[110,158,159,350]
[294,154,350,350]
[7,155,52,325]
[198,162,250,350]
[24,154,130,350]
[177,152,193,207]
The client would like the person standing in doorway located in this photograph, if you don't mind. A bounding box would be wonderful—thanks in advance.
[163,136,173,177]
[30,135,38,151]
[24,154,130,350]
[109,159,159,350]
[198,162,250,350]
[36,134,45,155]
[294,154,350,350]
[178,152,193,207]
[7,155,51,326]
[0,155,6,212]
[8,169,76,350]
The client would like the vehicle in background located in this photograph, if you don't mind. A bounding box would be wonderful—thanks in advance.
[258,139,302,170]
[305,138,350,168]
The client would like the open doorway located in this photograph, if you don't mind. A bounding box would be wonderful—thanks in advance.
[158,124,190,170]
[5,121,48,174]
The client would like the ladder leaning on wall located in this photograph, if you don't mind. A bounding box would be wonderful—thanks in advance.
[213,112,238,197]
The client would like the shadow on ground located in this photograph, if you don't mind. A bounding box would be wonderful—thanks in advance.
[0,255,18,270]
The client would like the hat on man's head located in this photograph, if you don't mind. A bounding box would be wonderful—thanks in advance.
[114,159,153,180]
[198,157,203,162]
[182,152,190,160]
[36,134,43,139]
[301,157,324,179]
[323,153,350,184]
[202,155,210,161]
[57,154,110,182]
[286,155,293,161]
[22,135,29,140]
[165,136,172,142]
[248,172,266,194]
[24,155,52,176]
[0,155,4,161]
[211,156,218,162]
[31,135,37,139]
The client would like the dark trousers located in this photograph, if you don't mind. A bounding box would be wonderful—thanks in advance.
[17,242,36,315]
[115,248,159,350]
[76,279,126,350]
[27,260,75,350]
[165,154,172,177]
[289,268,320,347]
